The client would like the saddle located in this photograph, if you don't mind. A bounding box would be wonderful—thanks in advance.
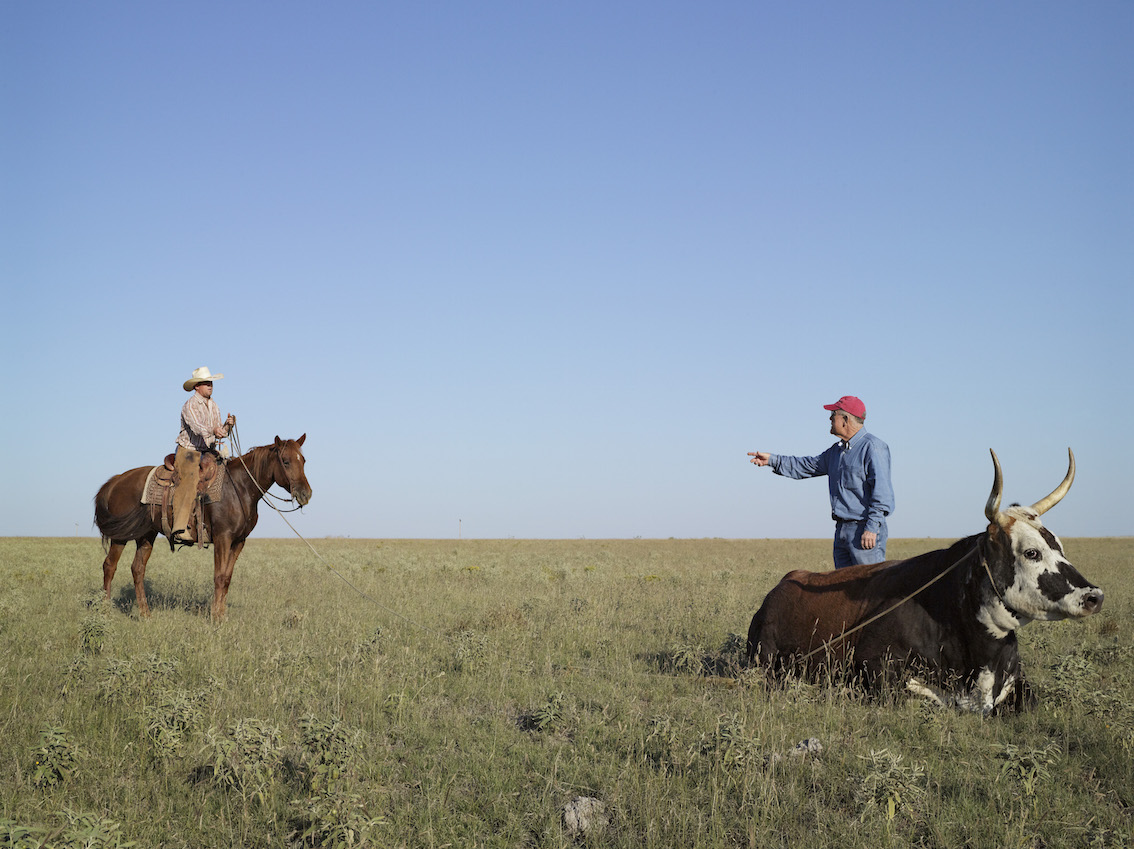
[142,453,226,548]
[162,451,221,487]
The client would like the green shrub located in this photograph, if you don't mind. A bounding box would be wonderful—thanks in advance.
[201,718,284,805]
[29,726,80,789]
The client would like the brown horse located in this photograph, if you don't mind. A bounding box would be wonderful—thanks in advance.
[94,435,312,619]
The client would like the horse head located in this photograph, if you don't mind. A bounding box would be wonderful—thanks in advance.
[272,434,312,506]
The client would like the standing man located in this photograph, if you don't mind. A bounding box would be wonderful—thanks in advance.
[173,367,235,545]
[748,395,894,569]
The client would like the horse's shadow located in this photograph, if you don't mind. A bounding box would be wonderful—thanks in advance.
[110,580,211,617]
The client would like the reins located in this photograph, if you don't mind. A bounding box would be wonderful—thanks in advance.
[799,545,981,662]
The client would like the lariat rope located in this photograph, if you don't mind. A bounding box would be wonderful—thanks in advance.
[799,545,980,662]
[225,423,439,635]
[222,423,1000,670]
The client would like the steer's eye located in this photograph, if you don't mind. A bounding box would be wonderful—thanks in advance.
[1023,548,1041,561]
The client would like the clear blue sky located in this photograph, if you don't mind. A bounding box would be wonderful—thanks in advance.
[3,2,1131,540]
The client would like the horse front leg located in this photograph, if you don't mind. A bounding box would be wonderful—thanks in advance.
[212,539,245,620]
[102,541,126,602]
[129,533,158,617]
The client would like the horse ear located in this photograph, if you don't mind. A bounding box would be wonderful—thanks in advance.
[297,433,306,446]
[274,436,282,448]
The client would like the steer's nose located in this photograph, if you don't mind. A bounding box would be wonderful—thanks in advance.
[1081,589,1104,614]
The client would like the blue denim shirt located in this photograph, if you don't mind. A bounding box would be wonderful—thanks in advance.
[770,430,894,533]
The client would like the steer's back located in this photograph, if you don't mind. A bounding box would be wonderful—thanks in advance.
[746,560,909,670]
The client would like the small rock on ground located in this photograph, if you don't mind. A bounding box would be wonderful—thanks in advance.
[563,796,609,837]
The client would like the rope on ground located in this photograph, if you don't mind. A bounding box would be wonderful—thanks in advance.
[244,479,703,682]
[276,505,444,637]
[226,425,947,683]
[227,424,444,639]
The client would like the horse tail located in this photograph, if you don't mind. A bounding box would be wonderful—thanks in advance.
[94,475,155,548]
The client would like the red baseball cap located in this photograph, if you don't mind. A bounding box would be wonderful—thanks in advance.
[823,395,866,418]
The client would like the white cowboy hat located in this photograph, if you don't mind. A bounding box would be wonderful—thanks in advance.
[183,366,225,391]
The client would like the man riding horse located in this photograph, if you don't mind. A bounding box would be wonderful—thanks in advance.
[174,366,236,546]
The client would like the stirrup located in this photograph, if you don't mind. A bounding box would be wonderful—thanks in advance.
[170,528,195,550]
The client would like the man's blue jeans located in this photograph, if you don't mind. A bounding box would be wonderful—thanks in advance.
[832,519,888,569]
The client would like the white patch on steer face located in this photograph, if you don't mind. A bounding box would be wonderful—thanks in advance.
[995,507,1101,623]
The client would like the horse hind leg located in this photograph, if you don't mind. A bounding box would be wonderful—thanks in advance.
[129,533,158,617]
[102,541,126,602]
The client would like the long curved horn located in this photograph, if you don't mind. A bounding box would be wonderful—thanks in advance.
[1030,448,1075,516]
[985,449,1003,522]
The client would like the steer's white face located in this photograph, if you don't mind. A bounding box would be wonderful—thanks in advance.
[990,507,1103,629]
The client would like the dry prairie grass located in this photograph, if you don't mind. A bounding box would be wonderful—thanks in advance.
[1,536,1131,847]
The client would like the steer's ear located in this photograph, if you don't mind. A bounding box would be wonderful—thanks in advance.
[985,519,1012,557]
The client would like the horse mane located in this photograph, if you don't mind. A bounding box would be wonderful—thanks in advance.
[225,443,277,483]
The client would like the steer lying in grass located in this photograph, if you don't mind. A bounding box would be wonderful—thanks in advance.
[746,450,1103,714]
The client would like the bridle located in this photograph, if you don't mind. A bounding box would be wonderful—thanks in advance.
[228,424,306,513]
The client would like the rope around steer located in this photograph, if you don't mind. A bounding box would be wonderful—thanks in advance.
[797,546,979,663]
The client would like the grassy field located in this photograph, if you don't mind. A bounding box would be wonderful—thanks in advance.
[1,536,1131,848]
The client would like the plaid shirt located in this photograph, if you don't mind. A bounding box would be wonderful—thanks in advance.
[177,393,225,451]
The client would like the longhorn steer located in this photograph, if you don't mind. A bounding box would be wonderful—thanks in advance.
[746,449,1103,713]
